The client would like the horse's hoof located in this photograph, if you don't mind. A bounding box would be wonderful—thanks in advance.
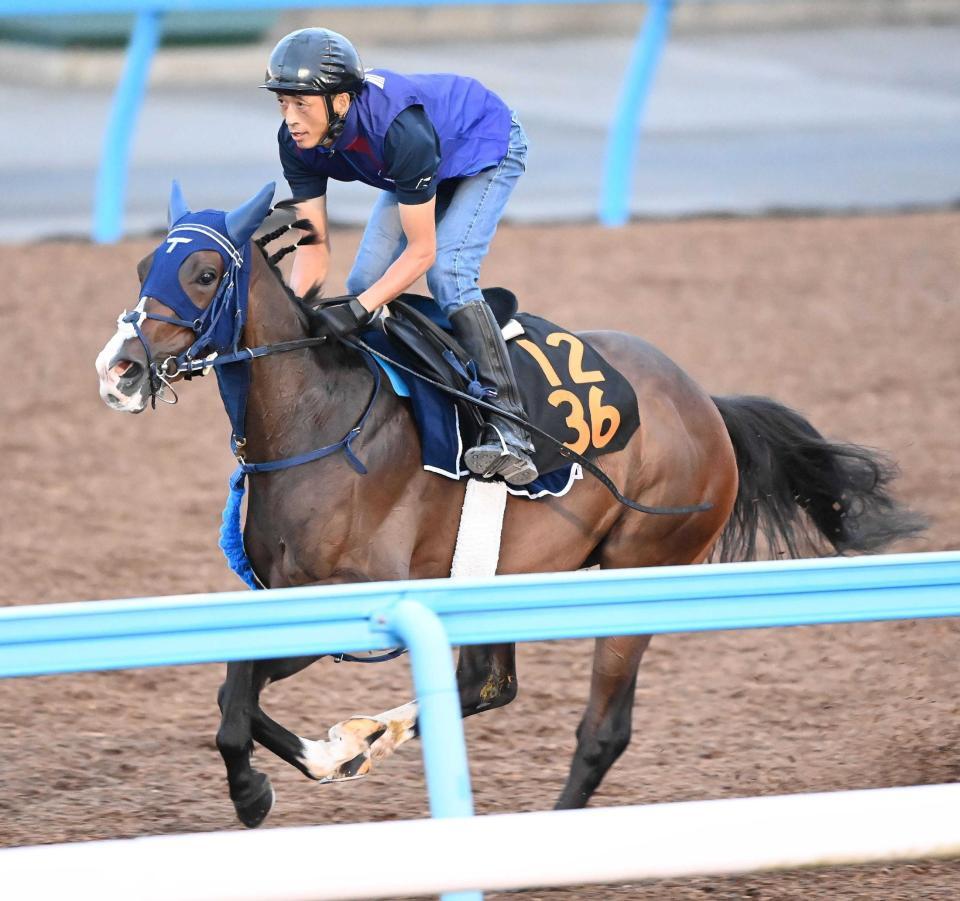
[233,774,275,829]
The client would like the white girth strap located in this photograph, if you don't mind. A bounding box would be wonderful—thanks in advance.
[450,478,508,578]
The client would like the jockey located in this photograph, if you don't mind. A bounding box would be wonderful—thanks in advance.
[261,27,538,486]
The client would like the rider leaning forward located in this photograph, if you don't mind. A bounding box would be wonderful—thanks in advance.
[262,27,539,486]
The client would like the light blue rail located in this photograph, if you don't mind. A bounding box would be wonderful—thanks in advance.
[3,552,959,901]
[0,0,674,240]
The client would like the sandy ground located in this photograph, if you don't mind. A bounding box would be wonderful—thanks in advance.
[1,211,959,898]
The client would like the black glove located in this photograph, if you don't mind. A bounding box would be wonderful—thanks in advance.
[312,296,372,341]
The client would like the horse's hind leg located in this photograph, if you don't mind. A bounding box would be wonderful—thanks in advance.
[555,634,651,809]
[457,643,518,717]
[257,644,519,787]
[272,644,520,783]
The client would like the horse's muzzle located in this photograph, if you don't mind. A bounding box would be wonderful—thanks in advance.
[115,359,146,390]
[97,354,151,413]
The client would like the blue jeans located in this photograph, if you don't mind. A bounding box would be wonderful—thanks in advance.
[346,112,528,315]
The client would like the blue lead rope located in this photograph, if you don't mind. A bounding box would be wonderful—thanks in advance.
[216,355,404,664]
[219,467,260,590]
[219,355,381,578]
[217,467,406,664]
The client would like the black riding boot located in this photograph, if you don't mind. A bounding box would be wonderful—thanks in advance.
[449,300,539,486]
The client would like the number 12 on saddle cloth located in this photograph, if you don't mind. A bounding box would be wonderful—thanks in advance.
[507,313,640,477]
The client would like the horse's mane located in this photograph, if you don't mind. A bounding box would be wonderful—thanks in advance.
[253,222,360,370]
[254,223,319,307]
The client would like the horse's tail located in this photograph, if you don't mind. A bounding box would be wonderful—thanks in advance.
[711,395,926,562]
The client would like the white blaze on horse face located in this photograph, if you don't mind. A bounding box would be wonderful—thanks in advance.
[298,701,419,782]
[96,297,150,412]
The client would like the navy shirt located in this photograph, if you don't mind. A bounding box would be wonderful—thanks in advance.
[280,105,442,205]
[277,69,511,207]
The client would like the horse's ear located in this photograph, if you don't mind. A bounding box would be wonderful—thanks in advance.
[225,182,276,247]
[168,180,190,227]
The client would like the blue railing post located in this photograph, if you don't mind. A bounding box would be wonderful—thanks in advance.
[375,599,480,901]
[93,7,163,243]
[599,0,674,227]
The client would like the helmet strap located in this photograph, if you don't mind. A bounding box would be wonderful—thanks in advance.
[321,94,347,147]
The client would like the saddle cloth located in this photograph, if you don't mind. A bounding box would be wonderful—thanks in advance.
[362,291,640,497]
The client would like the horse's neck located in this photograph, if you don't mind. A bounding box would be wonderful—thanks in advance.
[240,253,372,462]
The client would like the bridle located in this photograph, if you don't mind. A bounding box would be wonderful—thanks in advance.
[122,222,248,408]
[120,214,710,516]
[119,217,373,473]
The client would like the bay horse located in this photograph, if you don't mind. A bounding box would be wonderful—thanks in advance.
[96,183,923,828]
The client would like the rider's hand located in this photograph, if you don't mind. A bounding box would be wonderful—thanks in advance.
[312,296,372,341]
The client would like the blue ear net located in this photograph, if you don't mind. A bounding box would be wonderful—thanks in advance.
[168,179,190,228]
[224,182,276,247]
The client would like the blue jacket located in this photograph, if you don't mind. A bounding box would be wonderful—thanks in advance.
[279,69,512,197]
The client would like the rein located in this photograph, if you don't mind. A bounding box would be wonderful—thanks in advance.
[164,336,327,379]
[153,332,380,476]
[343,334,712,517]
[132,216,710,514]
[131,219,378,476]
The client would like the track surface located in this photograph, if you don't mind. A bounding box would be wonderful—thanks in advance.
[2,212,958,897]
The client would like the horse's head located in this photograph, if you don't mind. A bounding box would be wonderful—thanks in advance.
[96,181,275,413]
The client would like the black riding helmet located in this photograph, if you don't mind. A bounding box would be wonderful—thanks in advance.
[261,28,365,144]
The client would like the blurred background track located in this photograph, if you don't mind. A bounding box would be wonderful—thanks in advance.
[0,4,958,240]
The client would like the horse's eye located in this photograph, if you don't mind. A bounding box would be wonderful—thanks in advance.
[198,270,217,286]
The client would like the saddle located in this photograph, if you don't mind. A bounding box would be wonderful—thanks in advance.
[379,290,519,443]
[371,290,641,481]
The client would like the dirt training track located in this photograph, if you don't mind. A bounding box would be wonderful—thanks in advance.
[1,212,958,899]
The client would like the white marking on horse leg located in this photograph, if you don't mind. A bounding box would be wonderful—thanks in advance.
[296,700,419,783]
[299,714,388,782]
[367,701,418,761]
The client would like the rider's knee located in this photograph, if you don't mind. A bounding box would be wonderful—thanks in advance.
[426,253,482,313]
[424,262,452,307]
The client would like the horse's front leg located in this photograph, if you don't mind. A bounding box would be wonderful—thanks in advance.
[216,660,275,828]
[220,652,418,784]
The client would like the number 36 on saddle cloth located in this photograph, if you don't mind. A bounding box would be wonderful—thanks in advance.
[361,291,641,499]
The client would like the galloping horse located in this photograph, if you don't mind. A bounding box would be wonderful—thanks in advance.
[96,184,922,828]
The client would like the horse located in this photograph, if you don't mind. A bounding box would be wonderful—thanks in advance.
[95,183,923,828]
